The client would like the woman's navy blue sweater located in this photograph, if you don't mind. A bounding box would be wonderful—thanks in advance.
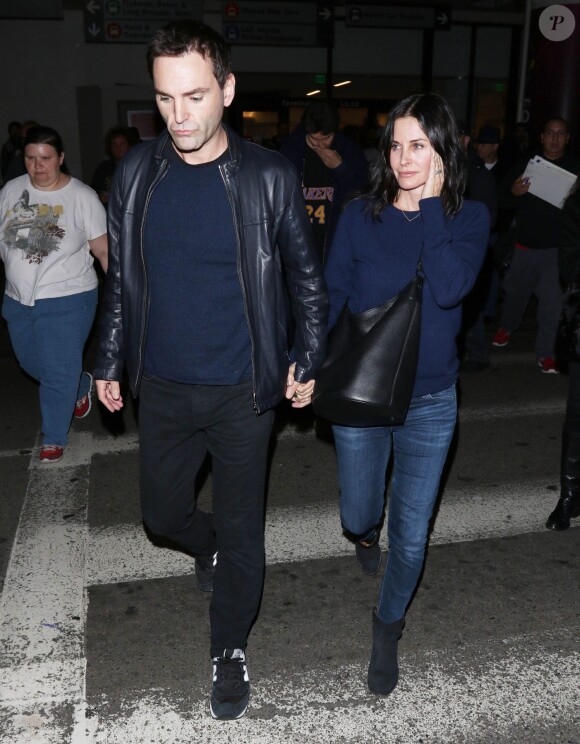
[324,196,490,397]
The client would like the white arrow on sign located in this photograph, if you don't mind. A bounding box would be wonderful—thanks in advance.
[436,12,449,26]
[86,0,100,13]
[318,7,332,21]
[88,22,101,36]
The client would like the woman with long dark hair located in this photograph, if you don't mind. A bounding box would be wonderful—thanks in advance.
[324,94,489,695]
[0,126,108,462]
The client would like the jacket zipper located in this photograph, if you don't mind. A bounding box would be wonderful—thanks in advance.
[136,157,168,388]
[219,162,259,413]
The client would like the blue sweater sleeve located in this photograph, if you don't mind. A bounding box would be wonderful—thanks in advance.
[419,197,490,308]
[324,206,359,329]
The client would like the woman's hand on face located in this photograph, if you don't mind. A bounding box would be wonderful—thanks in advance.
[421,151,444,200]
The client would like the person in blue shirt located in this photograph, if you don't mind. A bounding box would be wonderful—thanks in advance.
[324,93,489,697]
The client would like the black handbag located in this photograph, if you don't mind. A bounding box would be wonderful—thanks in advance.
[556,283,580,361]
[312,265,423,427]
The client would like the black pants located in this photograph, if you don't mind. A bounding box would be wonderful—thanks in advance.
[566,361,580,434]
[138,374,275,657]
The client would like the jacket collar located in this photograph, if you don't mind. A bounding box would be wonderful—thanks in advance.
[152,124,242,174]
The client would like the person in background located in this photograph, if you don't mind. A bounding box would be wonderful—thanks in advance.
[0,125,108,463]
[262,121,289,151]
[1,121,21,183]
[324,93,489,698]
[280,99,368,263]
[3,120,39,183]
[93,20,327,721]
[473,125,514,323]
[90,127,133,207]
[457,121,496,372]
[492,117,580,374]
[547,185,580,531]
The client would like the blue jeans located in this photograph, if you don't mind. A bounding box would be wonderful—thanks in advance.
[2,290,97,446]
[332,384,457,624]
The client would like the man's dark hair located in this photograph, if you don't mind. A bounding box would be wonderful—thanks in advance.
[23,125,64,156]
[104,127,131,158]
[302,99,340,135]
[146,20,232,88]
[364,93,466,218]
[543,116,569,133]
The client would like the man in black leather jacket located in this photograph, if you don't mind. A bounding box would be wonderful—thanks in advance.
[93,20,328,721]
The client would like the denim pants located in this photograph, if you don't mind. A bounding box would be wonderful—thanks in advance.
[2,290,97,446]
[333,384,457,624]
[138,375,275,657]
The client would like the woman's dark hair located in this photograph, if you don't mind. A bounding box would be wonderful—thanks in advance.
[363,93,466,218]
[23,125,64,156]
[146,20,232,88]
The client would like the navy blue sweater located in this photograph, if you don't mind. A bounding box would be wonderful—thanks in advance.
[325,196,490,396]
[143,145,251,384]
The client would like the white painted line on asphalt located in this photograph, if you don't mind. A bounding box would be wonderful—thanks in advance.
[0,443,92,743]
[0,395,566,462]
[459,398,564,422]
[82,628,580,743]
[87,481,566,586]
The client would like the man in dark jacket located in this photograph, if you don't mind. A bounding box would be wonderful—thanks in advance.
[492,117,579,373]
[93,20,328,721]
[280,99,368,262]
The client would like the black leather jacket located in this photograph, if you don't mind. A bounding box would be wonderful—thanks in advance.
[94,126,328,414]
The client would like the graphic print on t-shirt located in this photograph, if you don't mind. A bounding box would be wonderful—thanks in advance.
[302,146,334,260]
[3,189,65,264]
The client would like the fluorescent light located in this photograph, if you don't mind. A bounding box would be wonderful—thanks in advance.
[333,80,352,88]
[306,89,321,96]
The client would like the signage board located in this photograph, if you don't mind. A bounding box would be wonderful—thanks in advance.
[346,4,451,30]
[222,1,334,47]
[84,0,202,44]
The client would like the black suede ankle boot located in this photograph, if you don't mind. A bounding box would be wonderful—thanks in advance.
[367,608,405,695]
[546,428,580,531]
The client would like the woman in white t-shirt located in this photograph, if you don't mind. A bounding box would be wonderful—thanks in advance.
[0,126,108,462]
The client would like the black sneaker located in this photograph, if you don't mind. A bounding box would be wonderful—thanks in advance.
[355,532,382,575]
[210,649,250,720]
[195,552,217,592]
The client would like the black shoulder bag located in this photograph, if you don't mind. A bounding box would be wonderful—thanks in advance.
[312,261,423,427]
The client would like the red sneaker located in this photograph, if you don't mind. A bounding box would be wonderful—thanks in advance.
[39,445,64,463]
[74,373,93,419]
[538,357,559,374]
[492,328,511,347]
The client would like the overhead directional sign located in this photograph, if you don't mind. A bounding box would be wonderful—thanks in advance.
[346,4,452,30]
[84,0,202,44]
[222,1,334,47]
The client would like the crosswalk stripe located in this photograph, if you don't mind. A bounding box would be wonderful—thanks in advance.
[78,628,580,743]
[0,387,571,743]
[0,435,92,744]
[0,396,565,463]
[86,481,567,586]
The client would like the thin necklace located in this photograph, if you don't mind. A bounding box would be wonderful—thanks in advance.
[401,209,421,223]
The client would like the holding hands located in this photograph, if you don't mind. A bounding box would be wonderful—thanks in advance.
[285,362,316,408]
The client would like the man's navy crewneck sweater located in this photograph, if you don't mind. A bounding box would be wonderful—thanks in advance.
[143,144,251,385]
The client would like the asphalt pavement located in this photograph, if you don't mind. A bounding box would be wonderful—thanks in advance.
[0,298,579,744]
